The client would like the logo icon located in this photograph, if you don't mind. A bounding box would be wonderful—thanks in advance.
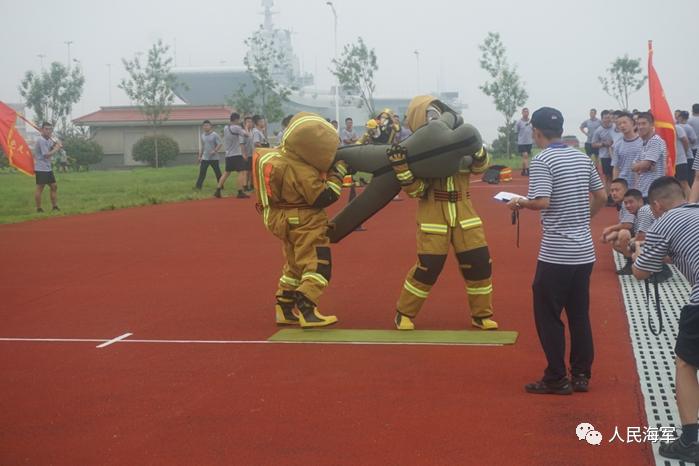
[576,422,603,446]
[586,430,603,446]
[576,423,595,440]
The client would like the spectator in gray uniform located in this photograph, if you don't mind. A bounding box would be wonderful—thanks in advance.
[678,111,697,189]
[215,112,250,199]
[633,176,699,463]
[242,115,255,192]
[55,147,69,173]
[195,120,222,190]
[33,121,62,212]
[515,107,533,176]
[251,115,269,149]
[675,123,691,197]
[278,114,294,141]
[393,114,412,144]
[580,108,602,160]
[687,104,699,186]
[591,110,615,203]
[245,115,269,191]
[341,117,358,145]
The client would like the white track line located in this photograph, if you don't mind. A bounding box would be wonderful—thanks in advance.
[0,338,105,343]
[0,337,504,347]
[96,332,133,348]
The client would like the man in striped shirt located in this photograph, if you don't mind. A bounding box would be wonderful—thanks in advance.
[691,156,699,203]
[603,188,644,274]
[508,107,607,395]
[580,108,601,160]
[611,112,641,186]
[622,191,668,279]
[633,112,667,199]
[633,177,699,462]
[633,203,656,241]
[601,179,635,274]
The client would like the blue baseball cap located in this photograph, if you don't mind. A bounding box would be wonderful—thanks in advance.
[531,107,564,132]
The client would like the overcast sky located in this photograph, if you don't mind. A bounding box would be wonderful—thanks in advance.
[1,0,697,141]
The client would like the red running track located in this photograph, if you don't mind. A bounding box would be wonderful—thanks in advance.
[0,175,652,465]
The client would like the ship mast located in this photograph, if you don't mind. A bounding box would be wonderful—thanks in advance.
[262,0,275,31]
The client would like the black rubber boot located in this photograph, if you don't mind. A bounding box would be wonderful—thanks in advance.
[295,293,338,328]
[275,291,299,325]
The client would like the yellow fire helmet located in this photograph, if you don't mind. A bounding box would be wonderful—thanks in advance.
[366,119,378,129]
[280,112,338,172]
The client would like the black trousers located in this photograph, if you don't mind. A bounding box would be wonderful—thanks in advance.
[195,160,222,188]
[532,260,595,382]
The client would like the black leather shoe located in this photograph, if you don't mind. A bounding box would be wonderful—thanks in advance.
[659,438,699,462]
[525,378,573,395]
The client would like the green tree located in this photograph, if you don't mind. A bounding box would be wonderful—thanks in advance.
[331,37,378,117]
[63,135,104,170]
[599,55,647,110]
[132,135,179,167]
[231,27,291,123]
[18,62,85,131]
[227,83,258,116]
[490,122,518,156]
[119,40,182,168]
[478,32,528,157]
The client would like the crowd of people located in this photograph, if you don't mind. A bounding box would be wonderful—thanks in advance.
[579,105,699,280]
[194,113,268,199]
[515,105,699,198]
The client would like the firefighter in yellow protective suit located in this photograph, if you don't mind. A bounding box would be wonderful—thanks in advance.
[374,109,400,144]
[357,119,379,145]
[389,96,498,331]
[253,113,348,328]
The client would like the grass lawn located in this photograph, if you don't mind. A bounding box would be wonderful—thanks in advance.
[0,165,227,224]
[0,151,543,224]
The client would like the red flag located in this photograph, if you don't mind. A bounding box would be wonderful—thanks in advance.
[647,41,676,176]
[0,101,35,176]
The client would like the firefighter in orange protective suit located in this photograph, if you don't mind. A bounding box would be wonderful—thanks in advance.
[253,113,348,328]
[389,96,498,331]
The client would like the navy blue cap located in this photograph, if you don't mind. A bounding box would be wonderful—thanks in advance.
[531,107,564,132]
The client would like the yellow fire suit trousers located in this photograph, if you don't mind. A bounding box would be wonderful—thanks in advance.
[274,210,332,305]
[397,224,493,319]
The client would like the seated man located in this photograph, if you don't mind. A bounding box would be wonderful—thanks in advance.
[630,198,674,282]
[631,202,655,244]
[613,189,645,260]
[601,179,634,273]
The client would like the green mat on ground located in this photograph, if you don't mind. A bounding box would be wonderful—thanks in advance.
[268,329,518,345]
